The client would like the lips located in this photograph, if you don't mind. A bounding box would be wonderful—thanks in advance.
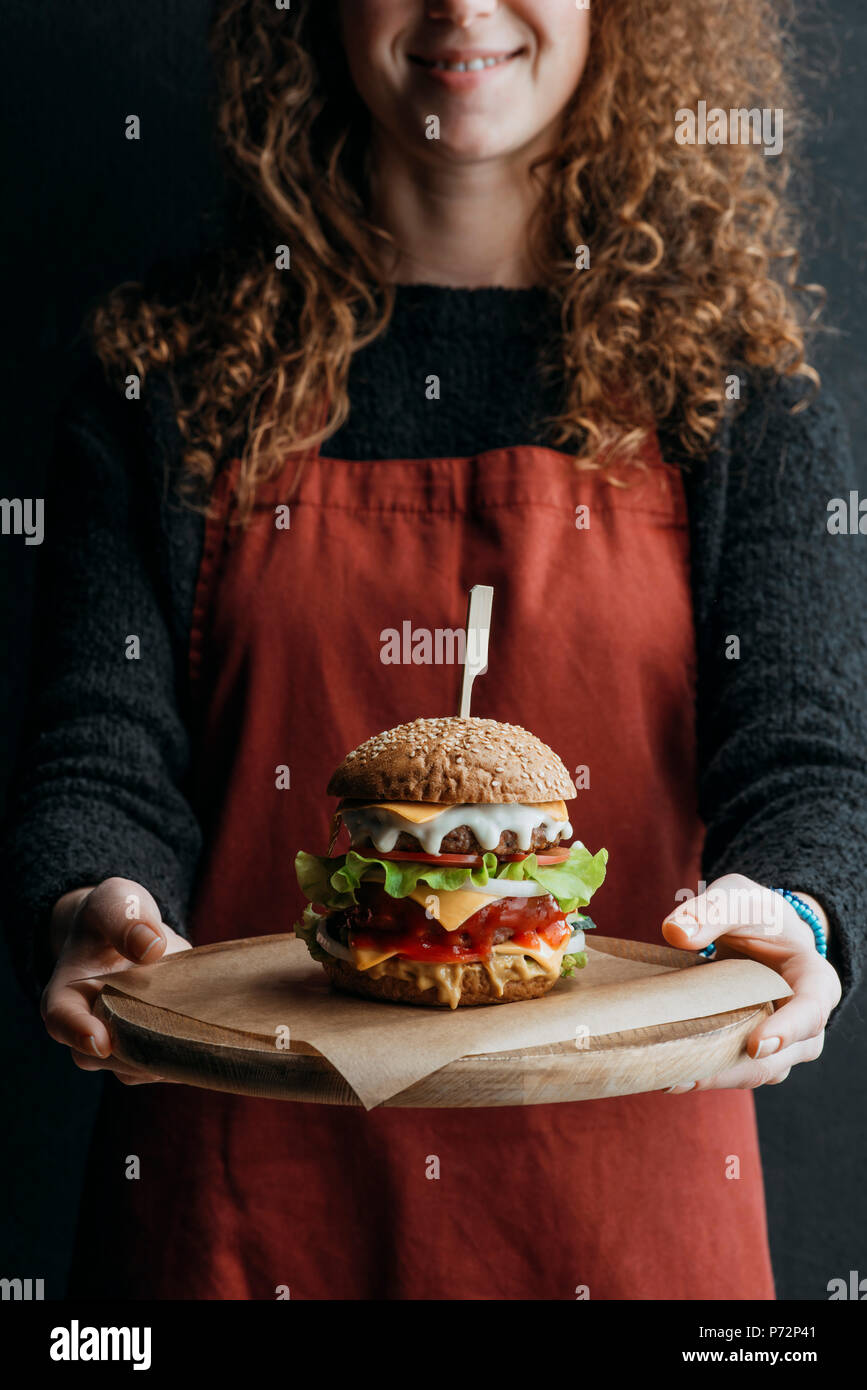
[409,47,525,75]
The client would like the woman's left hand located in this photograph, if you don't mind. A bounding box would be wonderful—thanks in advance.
[660,873,841,1091]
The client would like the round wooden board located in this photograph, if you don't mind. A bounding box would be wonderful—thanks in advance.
[94,936,772,1108]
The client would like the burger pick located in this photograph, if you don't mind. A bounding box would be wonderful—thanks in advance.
[294,716,608,1010]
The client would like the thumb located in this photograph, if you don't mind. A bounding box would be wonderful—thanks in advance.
[660,874,785,952]
[75,877,168,963]
[661,893,710,950]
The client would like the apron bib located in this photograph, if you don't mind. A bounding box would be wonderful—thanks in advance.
[70,436,775,1301]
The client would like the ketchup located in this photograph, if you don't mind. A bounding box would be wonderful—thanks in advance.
[345,884,571,964]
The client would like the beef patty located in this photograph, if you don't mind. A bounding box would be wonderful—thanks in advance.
[356,824,564,855]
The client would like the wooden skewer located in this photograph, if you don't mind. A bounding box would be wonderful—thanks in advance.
[458,585,494,718]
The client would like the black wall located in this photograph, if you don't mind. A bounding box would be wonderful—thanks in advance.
[2,1,865,1300]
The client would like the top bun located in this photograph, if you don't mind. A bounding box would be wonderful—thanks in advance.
[327,717,577,804]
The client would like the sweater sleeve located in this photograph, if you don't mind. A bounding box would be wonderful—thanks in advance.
[0,364,203,1004]
[692,373,867,1020]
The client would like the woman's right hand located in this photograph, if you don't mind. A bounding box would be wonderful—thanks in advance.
[41,876,192,1085]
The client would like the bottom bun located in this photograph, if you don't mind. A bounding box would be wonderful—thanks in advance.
[320,954,558,1008]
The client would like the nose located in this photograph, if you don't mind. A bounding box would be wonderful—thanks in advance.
[425,2,499,27]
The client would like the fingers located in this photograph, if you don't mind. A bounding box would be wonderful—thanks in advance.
[70,1049,167,1085]
[747,973,836,1059]
[658,873,839,1095]
[661,872,813,958]
[75,877,168,964]
[660,895,705,946]
[41,975,113,1058]
[669,1033,825,1092]
[43,876,193,1069]
[162,933,194,958]
[744,951,839,1061]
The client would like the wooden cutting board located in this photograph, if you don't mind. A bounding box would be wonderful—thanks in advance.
[94,935,771,1107]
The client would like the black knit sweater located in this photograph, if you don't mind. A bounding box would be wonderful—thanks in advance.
[3,285,866,1022]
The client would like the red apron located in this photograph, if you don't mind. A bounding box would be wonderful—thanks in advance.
[71,433,775,1301]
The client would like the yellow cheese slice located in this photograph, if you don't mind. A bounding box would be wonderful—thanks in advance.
[359,878,570,939]
[406,885,490,931]
[354,799,569,824]
[364,802,445,823]
[352,944,404,971]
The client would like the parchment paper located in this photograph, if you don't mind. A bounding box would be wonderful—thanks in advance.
[92,935,791,1109]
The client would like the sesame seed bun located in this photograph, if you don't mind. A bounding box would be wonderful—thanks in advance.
[326,716,577,803]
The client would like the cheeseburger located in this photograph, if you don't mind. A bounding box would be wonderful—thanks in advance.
[294,717,608,1009]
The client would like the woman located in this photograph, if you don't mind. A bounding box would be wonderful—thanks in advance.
[4,0,863,1300]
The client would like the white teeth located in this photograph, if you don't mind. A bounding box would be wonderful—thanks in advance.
[431,54,512,74]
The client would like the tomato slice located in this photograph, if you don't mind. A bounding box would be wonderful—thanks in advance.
[348,847,572,867]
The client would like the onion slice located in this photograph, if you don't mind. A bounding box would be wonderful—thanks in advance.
[454,876,550,898]
[315,921,353,962]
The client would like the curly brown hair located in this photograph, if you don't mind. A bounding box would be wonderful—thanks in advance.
[89,0,821,520]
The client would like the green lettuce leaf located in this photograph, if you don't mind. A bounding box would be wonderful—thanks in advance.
[295,851,356,911]
[522,846,609,912]
[560,950,588,977]
[295,842,608,914]
[293,903,333,963]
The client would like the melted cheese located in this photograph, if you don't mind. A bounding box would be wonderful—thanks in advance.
[341,801,573,854]
[528,800,568,821]
[491,938,562,970]
[360,939,570,1009]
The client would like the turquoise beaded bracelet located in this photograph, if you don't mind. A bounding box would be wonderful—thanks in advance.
[769,888,828,957]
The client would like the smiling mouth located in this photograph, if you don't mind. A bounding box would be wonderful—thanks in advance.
[409,48,525,74]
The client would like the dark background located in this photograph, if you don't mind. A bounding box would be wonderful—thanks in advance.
[2,1,865,1299]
